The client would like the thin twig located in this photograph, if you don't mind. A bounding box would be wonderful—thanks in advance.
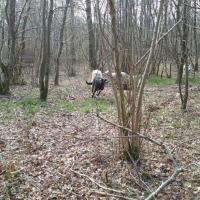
[126,163,151,192]
[126,150,141,180]
[90,190,136,200]
[0,170,5,176]
[135,18,182,67]
[70,169,127,195]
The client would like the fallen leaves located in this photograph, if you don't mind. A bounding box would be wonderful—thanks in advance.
[0,79,200,199]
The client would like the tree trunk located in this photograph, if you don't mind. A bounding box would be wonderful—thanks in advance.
[54,0,70,85]
[193,0,198,72]
[4,0,17,91]
[20,0,31,63]
[178,0,190,110]
[85,0,97,70]
[175,0,182,83]
[68,0,76,77]
[107,0,164,160]
[16,0,31,84]
[39,0,54,101]
[0,62,9,94]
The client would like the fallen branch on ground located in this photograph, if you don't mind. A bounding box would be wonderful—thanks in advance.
[96,114,183,200]
[145,167,183,200]
[70,168,129,195]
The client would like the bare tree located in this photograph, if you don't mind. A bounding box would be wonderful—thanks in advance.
[5,0,16,90]
[68,0,76,77]
[85,0,97,70]
[193,0,198,71]
[54,0,70,85]
[17,0,32,84]
[19,0,31,63]
[0,13,9,94]
[178,0,190,110]
[107,0,164,160]
[39,0,54,101]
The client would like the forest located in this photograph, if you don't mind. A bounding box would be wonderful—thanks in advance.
[0,0,200,199]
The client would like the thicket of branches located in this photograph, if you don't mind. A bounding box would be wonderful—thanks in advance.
[0,0,199,86]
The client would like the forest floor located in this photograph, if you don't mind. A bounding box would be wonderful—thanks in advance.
[0,74,200,200]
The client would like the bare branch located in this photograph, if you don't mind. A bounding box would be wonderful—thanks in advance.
[70,169,128,195]
[135,18,183,68]
[96,114,183,199]
[145,167,183,200]
[16,0,31,33]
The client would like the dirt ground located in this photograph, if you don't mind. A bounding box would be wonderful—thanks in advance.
[0,76,200,200]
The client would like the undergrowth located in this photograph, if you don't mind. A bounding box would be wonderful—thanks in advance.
[146,75,175,86]
[147,74,200,86]
[0,163,24,200]
[0,89,110,125]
